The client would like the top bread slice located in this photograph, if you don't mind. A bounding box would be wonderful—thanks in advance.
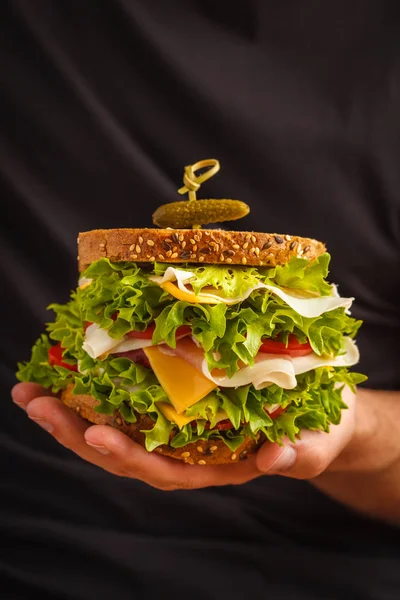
[77,228,326,272]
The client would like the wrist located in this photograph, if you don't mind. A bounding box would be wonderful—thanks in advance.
[329,387,400,474]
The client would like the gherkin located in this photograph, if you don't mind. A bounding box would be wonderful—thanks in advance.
[152,199,250,228]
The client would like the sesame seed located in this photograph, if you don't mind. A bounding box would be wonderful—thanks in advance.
[250,247,256,254]
[135,245,141,254]
[303,245,311,253]
[172,233,179,243]
[180,451,190,458]
[220,254,225,261]
[129,244,135,251]
[262,241,272,250]
[190,239,196,245]
[130,254,138,259]
[190,253,196,259]
[197,446,204,453]
[172,246,178,252]
[204,231,210,236]
[158,254,164,260]
[255,247,260,255]
[180,251,191,259]
[210,446,218,452]
[290,241,297,250]
[162,241,172,251]
[149,256,155,261]
[198,459,206,465]
[192,245,197,252]
[99,242,105,249]
[231,453,237,461]
[251,235,256,243]
[115,417,122,425]
[223,249,235,256]
[187,458,195,465]
[171,252,178,259]
[200,247,211,254]
[138,236,143,244]
[233,244,240,250]
[166,250,172,257]
[274,235,284,244]
[226,257,233,263]
[181,241,186,249]
[199,256,205,262]
[245,233,252,241]
[242,257,247,264]
[194,234,200,242]
[178,234,183,242]
[146,239,155,246]
[165,238,172,243]
[285,235,292,241]
[243,242,249,249]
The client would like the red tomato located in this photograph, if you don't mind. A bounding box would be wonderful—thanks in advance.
[259,334,312,357]
[265,406,286,419]
[205,419,234,431]
[126,324,191,340]
[48,343,78,372]
[126,323,156,339]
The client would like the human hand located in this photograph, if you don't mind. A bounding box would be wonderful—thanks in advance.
[11,382,357,490]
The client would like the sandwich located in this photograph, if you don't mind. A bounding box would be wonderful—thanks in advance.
[17,159,366,465]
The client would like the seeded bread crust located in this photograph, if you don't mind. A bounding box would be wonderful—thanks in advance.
[61,385,261,465]
[77,228,326,272]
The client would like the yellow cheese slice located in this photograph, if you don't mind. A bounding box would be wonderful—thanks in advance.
[157,401,228,429]
[144,346,217,413]
[161,281,223,305]
[157,402,198,428]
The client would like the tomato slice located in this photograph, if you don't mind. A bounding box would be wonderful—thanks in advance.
[265,406,286,419]
[48,343,78,372]
[259,334,312,357]
[126,324,191,340]
[126,323,156,339]
[205,419,234,431]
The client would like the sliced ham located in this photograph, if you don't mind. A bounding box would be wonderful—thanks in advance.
[158,336,360,391]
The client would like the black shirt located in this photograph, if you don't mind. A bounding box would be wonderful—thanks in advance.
[1,2,400,599]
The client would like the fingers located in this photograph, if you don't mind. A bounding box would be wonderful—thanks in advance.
[11,382,57,410]
[256,387,357,479]
[12,383,358,489]
[83,424,262,490]
[22,391,262,489]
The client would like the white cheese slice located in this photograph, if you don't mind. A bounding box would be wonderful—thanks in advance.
[82,324,122,358]
[149,267,353,316]
[82,324,154,358]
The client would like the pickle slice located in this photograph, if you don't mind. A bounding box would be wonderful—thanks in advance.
[152,199,250,228]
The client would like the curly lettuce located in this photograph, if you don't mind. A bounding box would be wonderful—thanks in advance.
[16,253,366,452]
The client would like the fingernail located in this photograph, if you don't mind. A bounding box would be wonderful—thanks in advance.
[263,447,297,473]
[86,442,110,455]
[28,416,53,433]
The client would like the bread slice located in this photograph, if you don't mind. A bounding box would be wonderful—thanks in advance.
[78,228,326,272]
[61,384,262,465]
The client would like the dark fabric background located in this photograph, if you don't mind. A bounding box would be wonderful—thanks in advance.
[1,2,399,599]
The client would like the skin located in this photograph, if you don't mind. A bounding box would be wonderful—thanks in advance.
[11,382,400,524]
